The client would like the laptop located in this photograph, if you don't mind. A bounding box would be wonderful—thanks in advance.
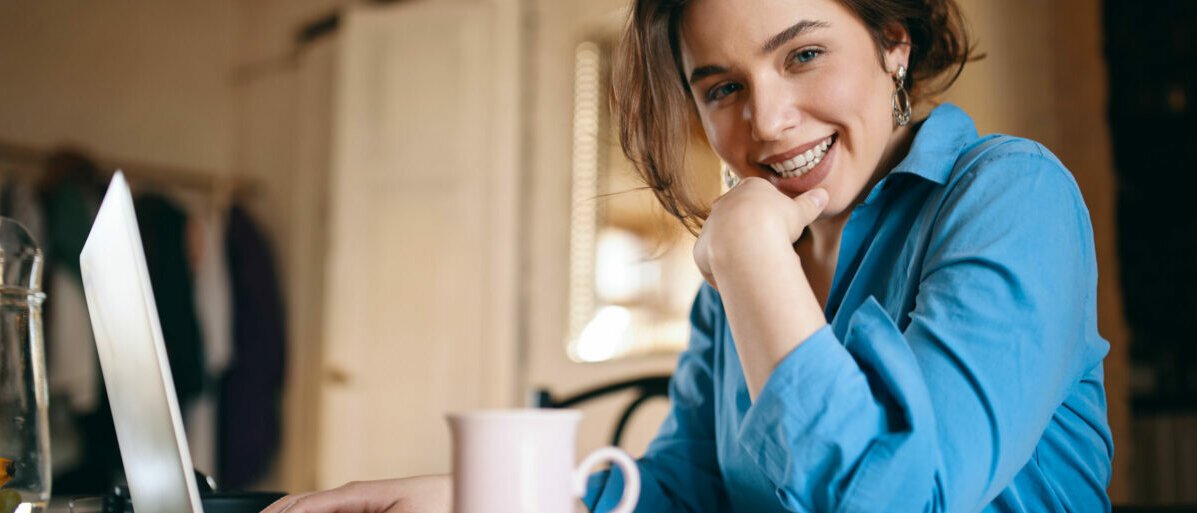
[78,172,282,513]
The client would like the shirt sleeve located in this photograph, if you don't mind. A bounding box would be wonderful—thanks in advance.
[585,284,732,513]
[737,149,1111,512]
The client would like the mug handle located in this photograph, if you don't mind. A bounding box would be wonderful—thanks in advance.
[573,446,640,513]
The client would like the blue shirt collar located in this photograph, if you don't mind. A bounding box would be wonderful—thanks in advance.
[888,102,978,185]
[858,103,977,205]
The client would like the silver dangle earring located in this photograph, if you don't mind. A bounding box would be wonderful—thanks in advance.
[892,64,911,127]
[722,164,740,189]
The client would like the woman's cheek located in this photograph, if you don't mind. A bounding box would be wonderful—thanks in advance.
[701,111,739,167]
[811,68,869,114]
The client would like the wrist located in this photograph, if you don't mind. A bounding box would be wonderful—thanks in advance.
[708,224,801,280]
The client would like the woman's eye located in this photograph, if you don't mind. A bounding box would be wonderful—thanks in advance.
[789,48,822,65]
[706,82,742,102]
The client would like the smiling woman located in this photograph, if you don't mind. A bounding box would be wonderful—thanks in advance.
[581,0,1116,512]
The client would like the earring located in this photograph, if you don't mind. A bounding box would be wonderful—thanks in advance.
[722,165,740,189]
[892,65,911,127]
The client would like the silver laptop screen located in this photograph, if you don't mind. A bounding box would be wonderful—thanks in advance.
[79,172,204,513]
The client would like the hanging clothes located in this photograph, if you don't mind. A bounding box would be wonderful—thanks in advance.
[187,198,234,387]
[219,204,286,488]
[178,191,234,477]
[41,180,100,415]
[36,151,121,495]
[134,194,206,412]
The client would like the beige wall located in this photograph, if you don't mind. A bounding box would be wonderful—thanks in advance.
[0,1,239,172]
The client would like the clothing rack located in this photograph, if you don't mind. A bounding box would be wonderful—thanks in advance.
[0,139,260,200]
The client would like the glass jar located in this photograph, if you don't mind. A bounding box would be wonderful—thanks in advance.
[0,217,49,513]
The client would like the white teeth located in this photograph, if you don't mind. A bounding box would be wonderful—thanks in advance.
[766,134,835,178]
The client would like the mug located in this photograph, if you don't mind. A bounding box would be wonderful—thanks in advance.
[447,409,640,513]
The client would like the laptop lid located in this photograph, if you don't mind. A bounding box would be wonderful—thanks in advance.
[79,172,204,513]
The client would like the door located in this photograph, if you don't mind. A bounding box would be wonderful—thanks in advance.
[318,0,521,486]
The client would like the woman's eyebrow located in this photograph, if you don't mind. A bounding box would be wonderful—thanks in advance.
[760,19,829,54]
[689,65,728,86]
[687,19,830,86]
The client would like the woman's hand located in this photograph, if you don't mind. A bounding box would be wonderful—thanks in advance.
[693,177,829,398]
[260,474,450,513]
[693,177,828,291]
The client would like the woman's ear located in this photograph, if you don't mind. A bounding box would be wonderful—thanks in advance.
[881,22,912,73]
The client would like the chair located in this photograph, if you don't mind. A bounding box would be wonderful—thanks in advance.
[531,375,672,447]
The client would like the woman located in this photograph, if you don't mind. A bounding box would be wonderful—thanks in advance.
[264,0,1113,511]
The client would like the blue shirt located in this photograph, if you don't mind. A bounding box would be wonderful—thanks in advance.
[585,103,1113,513]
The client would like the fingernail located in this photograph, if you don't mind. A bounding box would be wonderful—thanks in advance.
[810,188,828,209]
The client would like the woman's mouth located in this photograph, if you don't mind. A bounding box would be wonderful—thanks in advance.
[765,133,837,178]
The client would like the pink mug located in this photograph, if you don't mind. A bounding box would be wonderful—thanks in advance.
[447,409,640,513]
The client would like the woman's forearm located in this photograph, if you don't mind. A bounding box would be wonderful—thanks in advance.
[711,234,827,400]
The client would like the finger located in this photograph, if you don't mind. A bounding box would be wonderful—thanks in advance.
[272,487,365,513]
[276,490,349,513]
[700,268,719,292]
[261,492,312,513]
[787,188,829,237]
[692,232,719,292]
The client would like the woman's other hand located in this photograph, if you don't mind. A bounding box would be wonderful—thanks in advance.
[693,177,828,291]
[260,474,450,513]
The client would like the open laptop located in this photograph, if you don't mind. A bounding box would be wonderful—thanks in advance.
[78,172,282,513]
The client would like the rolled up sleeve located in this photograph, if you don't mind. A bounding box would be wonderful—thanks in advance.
[735,151,1109,513]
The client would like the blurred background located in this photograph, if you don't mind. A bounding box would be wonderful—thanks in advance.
[0,0,1192,507]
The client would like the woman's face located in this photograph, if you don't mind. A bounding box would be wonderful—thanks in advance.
[679,0,909,217]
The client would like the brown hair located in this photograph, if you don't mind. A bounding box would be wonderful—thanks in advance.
[611,0,978,234]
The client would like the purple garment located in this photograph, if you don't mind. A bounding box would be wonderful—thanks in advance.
[219,205,286,488]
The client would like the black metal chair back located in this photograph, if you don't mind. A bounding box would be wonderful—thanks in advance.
[531,375,672,447]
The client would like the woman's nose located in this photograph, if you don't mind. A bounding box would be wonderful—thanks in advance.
[747,79,799,142]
